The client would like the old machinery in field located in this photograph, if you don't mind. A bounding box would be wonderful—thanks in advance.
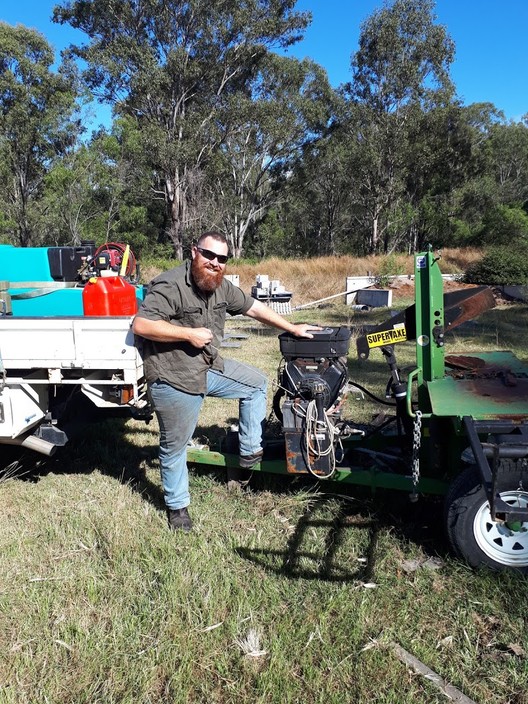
[188,249,528,573]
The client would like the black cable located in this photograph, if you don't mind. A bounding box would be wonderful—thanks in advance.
[347,380,397,407]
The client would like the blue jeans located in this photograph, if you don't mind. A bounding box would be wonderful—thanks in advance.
[148,359,267,510]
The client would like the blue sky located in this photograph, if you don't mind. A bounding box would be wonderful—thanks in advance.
[2,0,528,127]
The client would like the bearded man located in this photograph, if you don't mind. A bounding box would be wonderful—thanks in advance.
[133,231,318,531]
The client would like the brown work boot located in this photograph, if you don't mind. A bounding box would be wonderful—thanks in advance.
[167,507,193,532]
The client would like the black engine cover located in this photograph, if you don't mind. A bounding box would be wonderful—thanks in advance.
[278,326,351,359]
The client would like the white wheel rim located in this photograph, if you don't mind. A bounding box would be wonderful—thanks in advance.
[473,491,528,566]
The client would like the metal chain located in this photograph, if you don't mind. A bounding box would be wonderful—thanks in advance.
[410,410,422,502]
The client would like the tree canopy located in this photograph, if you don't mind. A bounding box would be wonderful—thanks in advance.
[52,0,311,258]
[0,22,80,245]
[0,1,527,256]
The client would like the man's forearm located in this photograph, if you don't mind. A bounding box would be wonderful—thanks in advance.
[132,316,190,342]
[132,316,214,348]
[244,300,297,333]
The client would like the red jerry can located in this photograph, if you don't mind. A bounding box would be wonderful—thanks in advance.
[82,276,138,316]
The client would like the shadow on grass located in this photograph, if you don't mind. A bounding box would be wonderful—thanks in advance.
[234,486,454,584]
[4,413,452,581]
[3,415,166,510]
[4,414,248,515]
[235,493,380,583]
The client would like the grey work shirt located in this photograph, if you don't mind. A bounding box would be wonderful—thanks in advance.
[135,261,254,394]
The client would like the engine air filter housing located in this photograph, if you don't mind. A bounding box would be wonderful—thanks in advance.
[278,326,351,359]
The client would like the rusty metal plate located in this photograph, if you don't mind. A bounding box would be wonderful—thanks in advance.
[443,286,496,333]
[428,352,528,419]
[356,286,495,359]
[445,354,487,371]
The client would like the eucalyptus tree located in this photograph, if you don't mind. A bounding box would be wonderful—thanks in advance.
[53,0,310,259]
[41,144,101,245]
[209,54,334,257]
[41,127,153,250]
[0,22,80,246]
[343,0,455,253]
[281,119,359,256]
[488,119,528,206]
[398,102,477,251]
[460,117,528,245]
[440,103,511,245]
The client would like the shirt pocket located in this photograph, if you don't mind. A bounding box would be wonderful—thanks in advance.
[213,300,227,325]
[180,305,204,327]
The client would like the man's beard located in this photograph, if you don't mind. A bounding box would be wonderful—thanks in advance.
[191,257,224,293]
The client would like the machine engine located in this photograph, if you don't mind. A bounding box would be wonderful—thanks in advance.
[274,327,351,476]
[46,241,139,284]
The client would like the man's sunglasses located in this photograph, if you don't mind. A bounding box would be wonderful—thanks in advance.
[196,246,229,265]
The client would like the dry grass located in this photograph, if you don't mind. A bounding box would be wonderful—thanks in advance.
[439,247,483,271]
[227,248,483,306]
[7,247,528,704]
[2,415,527,703]
[141,248,484,307]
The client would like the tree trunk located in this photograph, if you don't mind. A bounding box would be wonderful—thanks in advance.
[371,214,379,253]
[166,173,185,260]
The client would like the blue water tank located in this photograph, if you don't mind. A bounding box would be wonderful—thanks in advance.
[0,244,55,282]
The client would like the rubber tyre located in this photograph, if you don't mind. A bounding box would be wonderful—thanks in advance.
[445,461,528,573]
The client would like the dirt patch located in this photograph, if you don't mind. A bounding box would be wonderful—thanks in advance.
[387,278,480,301]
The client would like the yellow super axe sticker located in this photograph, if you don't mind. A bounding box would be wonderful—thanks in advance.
[366,323,407,348]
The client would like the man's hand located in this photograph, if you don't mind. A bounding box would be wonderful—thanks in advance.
[187,327,214,349]
[290,323,323,339]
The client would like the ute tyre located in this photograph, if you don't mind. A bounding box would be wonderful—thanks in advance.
[445,461,528,573]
